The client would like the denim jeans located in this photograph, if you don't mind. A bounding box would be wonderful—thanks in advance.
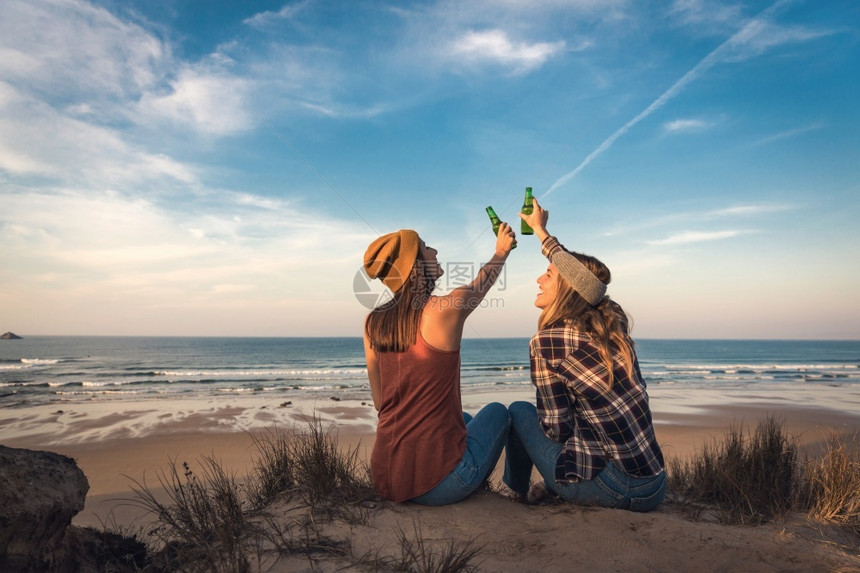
[411,402,510,506]
[503,401,665,512]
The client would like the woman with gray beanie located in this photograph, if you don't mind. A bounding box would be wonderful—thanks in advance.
[362,222,516,505]
[502,197,665,511]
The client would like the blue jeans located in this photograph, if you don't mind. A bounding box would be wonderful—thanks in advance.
[503,401,665,512]
[411,402,510,506]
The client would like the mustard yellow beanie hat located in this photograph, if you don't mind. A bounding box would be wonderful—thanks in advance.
[363,230,420,293]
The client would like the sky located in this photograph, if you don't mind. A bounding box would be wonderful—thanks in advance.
[1,0,858,339]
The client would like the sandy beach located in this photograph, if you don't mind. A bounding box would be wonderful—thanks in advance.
[2,386,859,571]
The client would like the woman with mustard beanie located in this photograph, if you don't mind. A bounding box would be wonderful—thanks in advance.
[362,223,516,505]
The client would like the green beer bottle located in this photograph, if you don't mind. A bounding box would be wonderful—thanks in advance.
[486,206,516,249]
[520,187,534,235]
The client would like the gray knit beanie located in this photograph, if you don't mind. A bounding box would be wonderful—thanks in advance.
[551,250,607,306]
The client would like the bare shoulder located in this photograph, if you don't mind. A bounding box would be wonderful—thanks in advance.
[420,296,463,351]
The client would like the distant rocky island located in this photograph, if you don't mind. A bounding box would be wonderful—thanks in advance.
[1,332,22,339]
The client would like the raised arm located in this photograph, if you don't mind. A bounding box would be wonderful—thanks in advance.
[421,220,515,350]
[519,197,607,305]
[445,221,516,317]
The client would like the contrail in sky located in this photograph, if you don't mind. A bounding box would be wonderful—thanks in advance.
[543,1,785,197]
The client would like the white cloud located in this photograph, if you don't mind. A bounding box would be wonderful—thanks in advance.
[244,1,310,27]
[137,67,254,135]
[447,29,565,74]
[0,82,198,187]
[0,0,165,100]
[663,118,713,133]
[647,229,750,246]
[0,186,374,330]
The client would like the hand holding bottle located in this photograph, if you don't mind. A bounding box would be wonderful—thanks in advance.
[494,221,517,256]
[519,197,549,243]
[486,205,517,251]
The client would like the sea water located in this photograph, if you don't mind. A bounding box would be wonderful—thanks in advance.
[1,337,858,410]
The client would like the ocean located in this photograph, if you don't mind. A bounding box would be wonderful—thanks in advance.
[1,337,859,410]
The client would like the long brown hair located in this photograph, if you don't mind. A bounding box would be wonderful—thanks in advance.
[538,251,636,391]
[364,253,436,353]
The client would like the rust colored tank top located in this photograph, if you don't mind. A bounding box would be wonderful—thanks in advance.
[370,331,466,502]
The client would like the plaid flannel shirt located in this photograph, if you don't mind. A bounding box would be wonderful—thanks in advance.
[530,325,664,482]
[532,237,664,482]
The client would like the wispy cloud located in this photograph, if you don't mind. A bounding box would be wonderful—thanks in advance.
[670,0,743,32]
[647,229,750,246]
[447,29,565,74]
[297,100,394,119]
[663,117,715,134]
[244,1,310,27]
[0,82,197,187]
[751,122,826,147]
[0,0,165,101]
[0,186,371,297]
[136,66,254,135]
[544,0,830,196]
[707,204,794,216]
[603,202,794,239]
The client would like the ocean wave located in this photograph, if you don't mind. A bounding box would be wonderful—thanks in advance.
[21,358,61,365]
[150,368,367,377]
[55,389,150,397]
[654,362,859,372]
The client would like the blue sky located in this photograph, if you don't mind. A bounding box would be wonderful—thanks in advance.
[1,0,858,339]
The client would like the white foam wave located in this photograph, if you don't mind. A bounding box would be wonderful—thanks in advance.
[154,368,366,377]
[656,362,858,372]
[21,358,60,365]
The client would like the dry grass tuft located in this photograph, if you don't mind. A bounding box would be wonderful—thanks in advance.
[125,416,381,571]
[356,519,484,573]
[127,456,255,572]
[799,431,860,535]
[668,415,799,525]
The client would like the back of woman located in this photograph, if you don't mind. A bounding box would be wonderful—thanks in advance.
[503,198,666,512]
[363,225,516,505]
[371,332,464,501]
[530,319,663,483]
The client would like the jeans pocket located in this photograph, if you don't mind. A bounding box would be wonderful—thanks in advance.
[627,478,666,512]
[593,472,627,509]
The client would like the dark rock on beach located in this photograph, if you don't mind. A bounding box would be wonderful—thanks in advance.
[0,445,146,572]
[0,332,22,339]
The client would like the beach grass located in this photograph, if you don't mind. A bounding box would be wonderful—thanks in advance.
[356,519,485,572]
[667,415,800,524]
[798,430,860,535]
[127,456,257,572]
[123,416,488,571]
[667,415,860,547]
[247,416,374,513]
[125,416,377,571]
[115,414,859,571]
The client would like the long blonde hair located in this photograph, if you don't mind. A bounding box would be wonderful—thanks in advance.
[364,253,436,353]
[538,251,636,391]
